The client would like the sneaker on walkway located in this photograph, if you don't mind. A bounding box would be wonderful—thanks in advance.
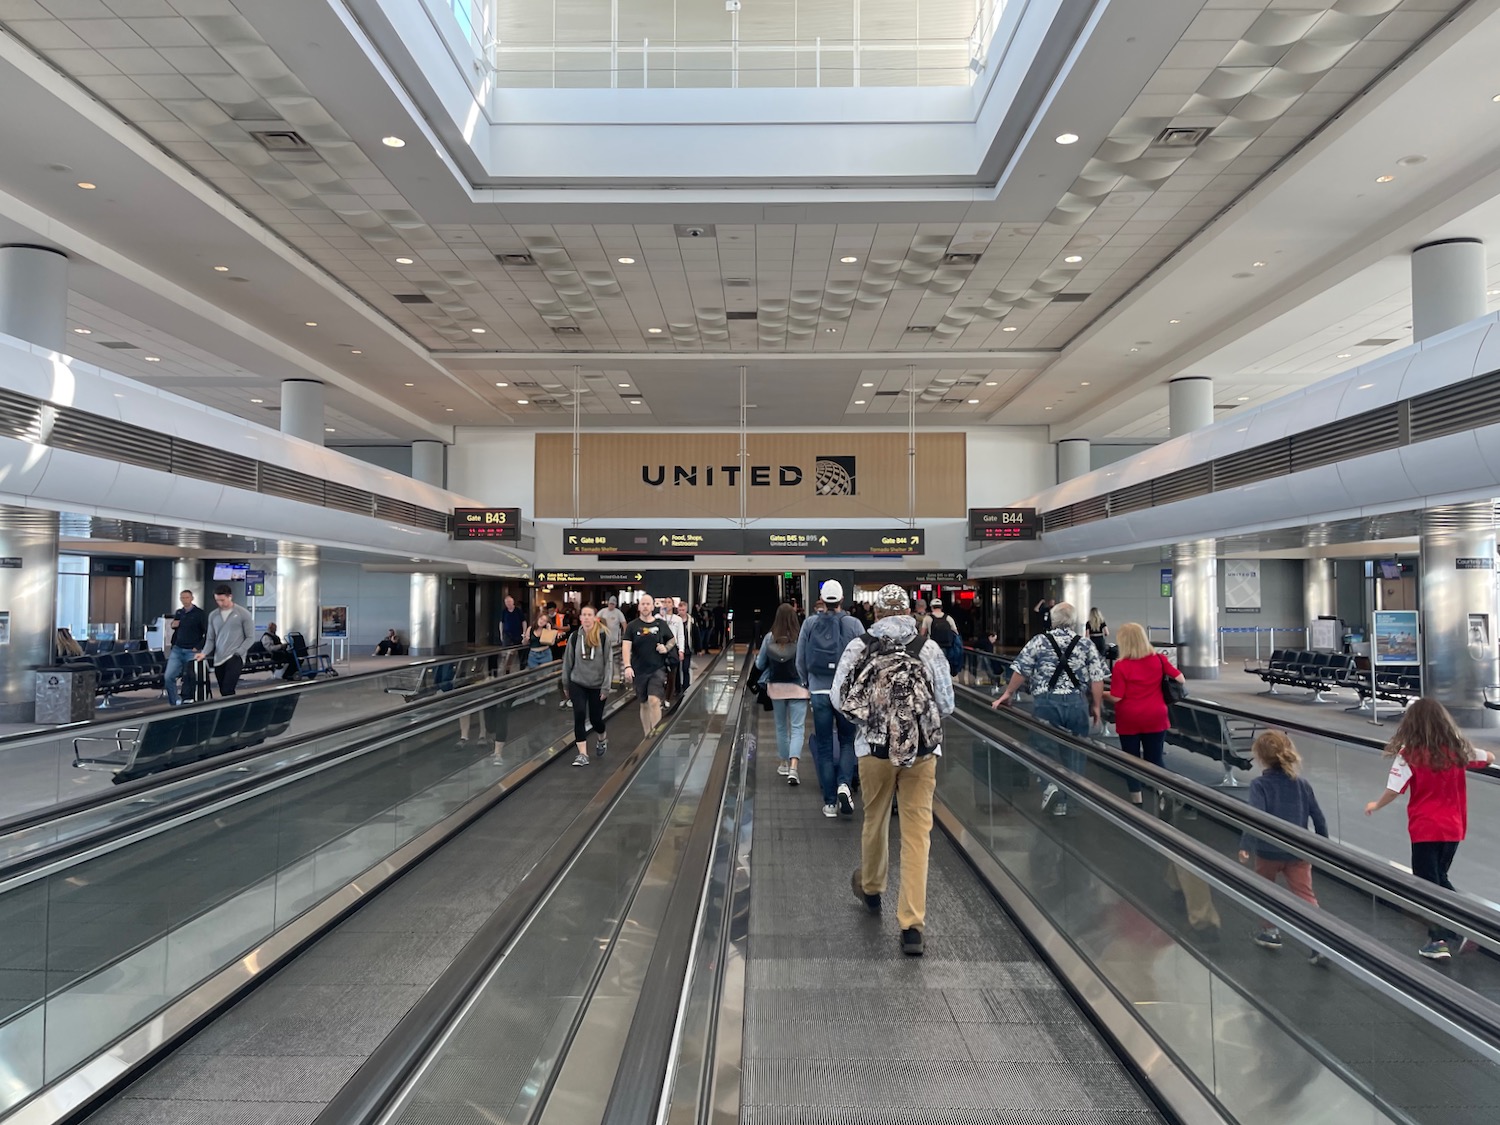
[850,868,881,914]
[1419,940,1451,962]
[1308,951,1325,967]
[822,803,838,819]
[1254,928,1283,950]
[595,734,608,758]
[1041,783,1059,812]
[837,783,854,816]
[571,753,590,767]
[901,927,925,956]
[787,762,800,786]
[776,762,790,777]
[1051,800,1068,817]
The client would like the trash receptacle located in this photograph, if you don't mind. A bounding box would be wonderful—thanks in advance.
[35,666,97,724]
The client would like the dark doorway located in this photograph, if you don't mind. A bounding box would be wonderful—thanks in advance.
[727,574,779,643]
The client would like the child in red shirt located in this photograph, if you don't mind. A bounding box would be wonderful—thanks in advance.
[1365,698,1495,961]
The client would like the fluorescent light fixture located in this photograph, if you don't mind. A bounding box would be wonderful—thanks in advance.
[1237,396,1249,401]
[1358,383,1374,389]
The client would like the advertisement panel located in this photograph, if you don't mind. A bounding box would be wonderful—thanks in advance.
[1372,610,1420,666]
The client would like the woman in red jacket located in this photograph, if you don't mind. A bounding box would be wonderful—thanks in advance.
[1365,697,1496,961]
[1107,622,1186,805]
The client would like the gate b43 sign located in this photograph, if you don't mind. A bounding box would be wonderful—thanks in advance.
[452,508,521,541]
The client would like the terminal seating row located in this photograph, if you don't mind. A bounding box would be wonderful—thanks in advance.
[1247,649,1355,698]
[383,656,489,702]
[1350,656,1422,707]
[73,694,300,784]
[1166,701,1255,773]
[62,650,167,705]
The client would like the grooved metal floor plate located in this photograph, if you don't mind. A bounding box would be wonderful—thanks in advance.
[741,714,1164,1122]
[83,719,646,1125]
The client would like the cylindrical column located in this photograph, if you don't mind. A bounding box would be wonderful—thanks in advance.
[1419,504,1498,728]
[1061,574,1091,622]
[280,380,326,446]
[1169,377,1213,438]
[1056,438,1091,481]
[0,507,59,722]
[0,245,69,351]
[171,557,202,607]
[409,572,439,657]
[1303,558,1335,622]
[1172,539,1220,679]
[411,440,446,487]
[276,544,320,641]
[1411,239,1486,343]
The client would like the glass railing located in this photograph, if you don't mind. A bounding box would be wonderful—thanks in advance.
[0,672,564,1117]
[938,716,1500,1125]
[0,647,529,826]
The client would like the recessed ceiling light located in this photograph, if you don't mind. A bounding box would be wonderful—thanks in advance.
[445,407,454,411]
[495,381,508,387]
[72,327,90,334]
[351,349,362,355]
[395,256,414,265]
[1128,347,1139,353]
[144,355,160,362]
[1237,396,1250,401]
[381,136,405,148]
[76,181,96,190]
[250,398,263,403]
[304,321,317,327]
[1002,325,1018,332]
[516,399,528,405]
[1358,383,1374,390]
[629,399,642,405]
[405,382,415,387]
[1080,381,1091,386]
[968,398,980,404]
[1493,94,1500,103]
[1063,254,1083,264]
[1375,174,1395,184]
[1169,319,1180,324]
[1337,353,1352,359]
[212,265,229,272]
[853,400,866,405]
[862,382,874,387]
[470,327,486,334]
[825,327,838,333]
[985,381,997,386]
[1055,133,1079,145]
[616,256,635,264]
[840,256,859,263]
[1252,261,1267,268]
[325,427,336,433]
[1044,406,1053,410]
[1488,289,1499,296]
[648,327,663,334]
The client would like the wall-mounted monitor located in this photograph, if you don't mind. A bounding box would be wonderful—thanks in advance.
[212,562,248,582]
[1378,560,1402,581]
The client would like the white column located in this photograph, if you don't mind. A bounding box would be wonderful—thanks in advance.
[276,544,320,642]
[0,244,69,351]
[1061,574,1092,623]
[1168,377,1213,438]
[1411,239,1486,342]
[411,440,446,487]
[409,572,440,657]
[1172,539,1220,680]
[1056,438,1090,481]
[1419,503,1498,728]
[0,507,59,722]
[171,557,202,606]
[1303,559,1335,621]
[280,380,326,446]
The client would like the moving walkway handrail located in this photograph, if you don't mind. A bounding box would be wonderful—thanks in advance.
[942,705,1500,1067]
[0,663,563,887]
[0,646,540,840]
[955,679,1500,953]
[312,648,734,1125]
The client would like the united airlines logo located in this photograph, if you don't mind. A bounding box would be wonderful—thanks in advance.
[814,455,856,496]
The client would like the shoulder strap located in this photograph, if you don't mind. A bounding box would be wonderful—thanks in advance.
[906,634,927,658]
[1045,633,1083,691]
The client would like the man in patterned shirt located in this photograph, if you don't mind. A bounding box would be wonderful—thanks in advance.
[992,601,1106,816]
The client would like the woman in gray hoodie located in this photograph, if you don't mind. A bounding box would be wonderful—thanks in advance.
[562,604,614,767]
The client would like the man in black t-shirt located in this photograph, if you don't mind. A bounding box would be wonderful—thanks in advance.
[622,593,677,735]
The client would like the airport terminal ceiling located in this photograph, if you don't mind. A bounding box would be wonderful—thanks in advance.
[0,1,1499,446]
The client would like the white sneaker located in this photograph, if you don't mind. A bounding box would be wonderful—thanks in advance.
[1041,783,1059,812]
[777,762,790,777]
[836,784,854,816]
[822,803,838,818]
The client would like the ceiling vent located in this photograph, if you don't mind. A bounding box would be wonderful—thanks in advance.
[553,325,582,335]
[874,390,903,396]
[674,224,716,239]
[1051,293,1090,304]
[98,341,138,350]
[395,294,433,305]
[1357,337,1399,347]
[513,380,541,388]
[1152,126,1211,149]
[250,129,315,155]
[724,278,753,287]
[725,310,758,321]
[906,325,936,334]
[942,252,983,267]
[497,253,536,267]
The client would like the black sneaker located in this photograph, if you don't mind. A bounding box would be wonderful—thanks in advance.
[901,927,925,956]
[850,868,880,915]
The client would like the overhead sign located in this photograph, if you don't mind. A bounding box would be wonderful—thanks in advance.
[968,507,1039,541]
[1160,568,1173,598]
[452,507,521,541]
[245,569,266,598]
[564,528,926,557]
[535,570,646,585]
[862,570,968,584]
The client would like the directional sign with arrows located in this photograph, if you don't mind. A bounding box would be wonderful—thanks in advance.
[563,528,743,556]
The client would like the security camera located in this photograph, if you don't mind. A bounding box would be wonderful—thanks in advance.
[725,0,741,10]
[684,227,706,237]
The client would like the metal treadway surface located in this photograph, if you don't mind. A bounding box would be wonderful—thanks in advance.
[739,711,1165,1124]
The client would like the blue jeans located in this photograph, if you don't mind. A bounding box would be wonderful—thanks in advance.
[810,693,857,804]
[771,696,807,762]
[163,645,194,705]
[527,648,552,669]
[1033,692,1089,779]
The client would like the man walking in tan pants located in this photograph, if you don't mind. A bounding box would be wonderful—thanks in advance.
[831,583,955,956]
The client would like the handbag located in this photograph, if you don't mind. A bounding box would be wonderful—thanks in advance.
[1160,653,1187,704]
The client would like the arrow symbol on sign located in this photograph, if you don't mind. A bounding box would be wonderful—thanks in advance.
[911,536,921,545]
[659,535,669,545]
[818,536,828,545]
[567,535,577,545]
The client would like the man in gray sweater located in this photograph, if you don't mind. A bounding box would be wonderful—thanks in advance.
[196,584,255,697]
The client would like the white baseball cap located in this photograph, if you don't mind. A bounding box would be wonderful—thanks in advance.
[819,579,844,603]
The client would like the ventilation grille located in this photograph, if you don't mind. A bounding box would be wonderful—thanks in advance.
[259,464,326,505]
[1409,369,1500,442]
[0,389,43,442]
[50,407,170,469]
[942,252,982,266]
[725,310,759,321]
[395,294,433,305]
[1037,364,1500,535]
[497,253,535,267]
[1051,293,1090,304]
[98,341,138,350]
[375,496,450,532]
[173,439,257,486]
